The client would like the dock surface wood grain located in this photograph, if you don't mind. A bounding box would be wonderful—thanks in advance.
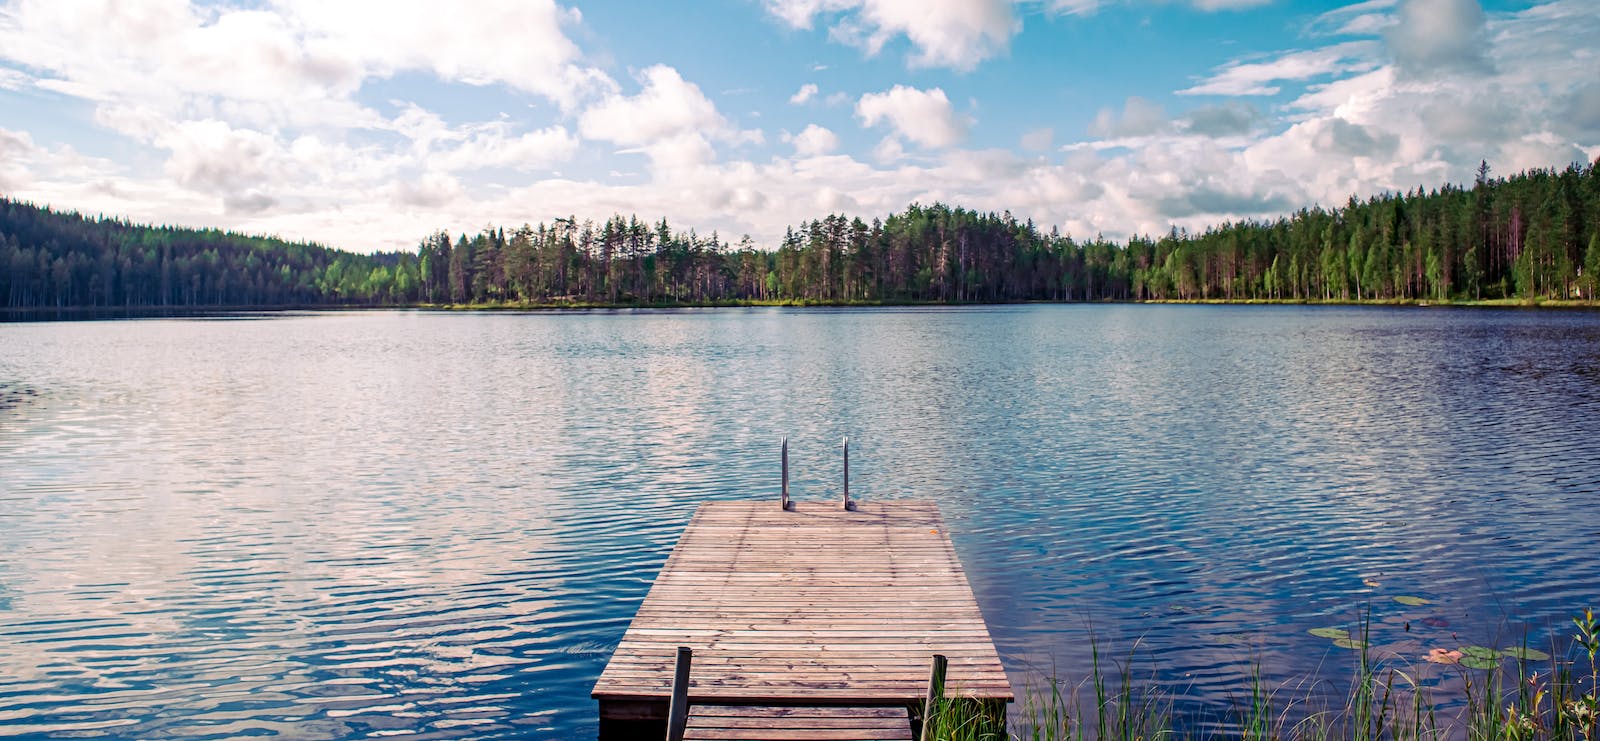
[683,705,912,741]
[593,500,1013,723]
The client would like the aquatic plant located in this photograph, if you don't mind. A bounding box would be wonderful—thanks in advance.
[940,608,1600,741]
[1005,640,1172,741]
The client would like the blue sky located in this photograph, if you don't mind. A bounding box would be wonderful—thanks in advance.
[0,0,1595,252]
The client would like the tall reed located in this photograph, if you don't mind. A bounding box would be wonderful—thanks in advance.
[926,609,1599,741]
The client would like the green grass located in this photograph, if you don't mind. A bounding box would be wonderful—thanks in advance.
[925,609,1600,741]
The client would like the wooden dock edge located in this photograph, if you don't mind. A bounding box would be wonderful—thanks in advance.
[593,500,1013,740]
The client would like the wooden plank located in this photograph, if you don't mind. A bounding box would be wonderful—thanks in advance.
[594,500,1013,723]
[683,705,911,741]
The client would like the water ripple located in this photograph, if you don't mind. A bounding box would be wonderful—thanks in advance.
[2,307,1599,738]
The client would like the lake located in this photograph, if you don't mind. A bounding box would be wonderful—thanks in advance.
[3,305,1599,739]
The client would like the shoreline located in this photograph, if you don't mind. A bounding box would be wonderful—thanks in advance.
[6,296,1600,320]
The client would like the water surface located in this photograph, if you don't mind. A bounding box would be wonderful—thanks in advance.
[3,306,1599,738]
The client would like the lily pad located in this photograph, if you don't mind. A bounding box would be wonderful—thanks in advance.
[1426,648,1463,665]
[1394,596,1431,606]
[1459,655,1500,670]
[1460,645,1501,660]
[1420,617,1450,629]
[1501,646,1551,661]
[1309,627,1350,640]
[1333,637,1368,650]
[1363,578,1381,588]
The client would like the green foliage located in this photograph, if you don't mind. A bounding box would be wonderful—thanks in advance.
[1008,641,1172,741]
[5,159,1599,310]
[1582,232,1600,300]
[992,609,1600,740]
[0,197,410,308]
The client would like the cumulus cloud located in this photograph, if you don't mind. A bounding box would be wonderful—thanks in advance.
[1310,116,1399,157]
[763,0,1017,71]
[1156,185,1294,219]
[0,126,34,160]
[1088,97,1168,139]
[786,124,840,156]
[0,0,1593,259]
[856,85,968,148]
[224,190,278,216]
[579,65,750,170]
[1020,127,1054,151]
[0,0,613,129]
[1384,0,1492,76]
[1419,96,1515,143]
[0,127,37,190]
[872,135,905,163]
[159,119,284,193]
[0,0,611,229]
[393,171,464,210]
[719,186,772,211]
[1562,83,1600,138]
[1182,102,1259,137]
[812,186,859,213]
[580,66,727,147]
[790,83,819,104]
[269,0,615,107]
[434,124,580,172]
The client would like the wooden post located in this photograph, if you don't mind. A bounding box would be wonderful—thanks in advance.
[666,646,692,741]
[781,437,791,511]
[842,436,854,511]
[920,653,948,741]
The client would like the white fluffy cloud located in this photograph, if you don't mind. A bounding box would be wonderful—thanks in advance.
[790,83,819,104]
[275,0,612,106]
[1200,0,1595,222]
[579,66,727,145]
[0,0,607,237]
[763,0,1017,71]
[159,119,284,192]
[1088,96,1169,139]
[434,125,579,173]
[0,0,613,128]
[393,171,465,210]
[856,85,968,148]
[579,65,753,171]
[786,124,841,156]
[0,0,1593,258]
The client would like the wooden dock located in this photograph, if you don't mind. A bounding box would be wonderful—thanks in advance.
[593,499,1013,739]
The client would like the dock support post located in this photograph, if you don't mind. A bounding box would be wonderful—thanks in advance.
[666,646,692,741]
[842,436,854,511]
[781,438,791,511]
[920,653,948,741]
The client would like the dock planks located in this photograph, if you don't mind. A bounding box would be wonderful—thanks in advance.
[683,706,912,741]
[593,500,1012,735]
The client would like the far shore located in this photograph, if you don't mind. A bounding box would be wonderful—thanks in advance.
[6,296,1600,320]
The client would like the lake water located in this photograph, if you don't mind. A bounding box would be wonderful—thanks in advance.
[3,306,1599,739]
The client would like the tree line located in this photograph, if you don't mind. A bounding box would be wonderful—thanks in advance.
[4,159,1599,310]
